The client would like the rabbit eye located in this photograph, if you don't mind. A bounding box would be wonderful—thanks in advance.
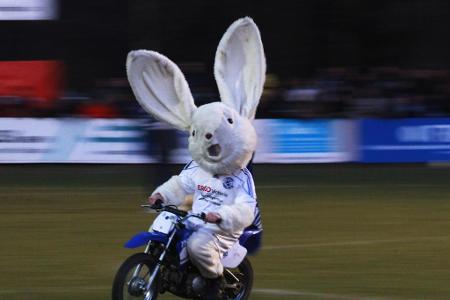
[227,118,233,124]
[192,130,196,137]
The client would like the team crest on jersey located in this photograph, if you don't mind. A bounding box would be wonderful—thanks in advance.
[223,177,234,189]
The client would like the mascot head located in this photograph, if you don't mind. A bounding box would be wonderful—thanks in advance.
[127,17,266,175]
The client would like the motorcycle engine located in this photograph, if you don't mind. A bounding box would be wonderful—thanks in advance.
[160,262,206,298]
[191,275,206,294]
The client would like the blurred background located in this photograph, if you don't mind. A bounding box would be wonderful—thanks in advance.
[1,0,450,164]
[1,1,450,300]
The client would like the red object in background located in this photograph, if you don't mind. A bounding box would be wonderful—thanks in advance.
[0,60,64,104]
[77,103,119,118]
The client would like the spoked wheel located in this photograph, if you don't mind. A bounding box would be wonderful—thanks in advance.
[223,258,253,300]
[112,253,159,300]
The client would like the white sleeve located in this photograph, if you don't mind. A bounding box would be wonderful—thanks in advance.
[217,181,256,234]
[153,163,196,206]
[178,165,197,194]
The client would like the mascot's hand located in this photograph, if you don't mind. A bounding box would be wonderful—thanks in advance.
[148,193,164,207]
[205,212,222,224]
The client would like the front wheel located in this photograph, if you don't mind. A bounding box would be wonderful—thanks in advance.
[223,258,253,300]
[112,253,159,300]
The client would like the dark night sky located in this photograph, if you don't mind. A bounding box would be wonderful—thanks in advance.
[0,0,449,90]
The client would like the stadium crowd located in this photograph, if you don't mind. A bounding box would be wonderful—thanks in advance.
[1,67,449,119]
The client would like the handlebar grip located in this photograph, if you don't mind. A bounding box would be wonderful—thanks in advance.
[164,206,188,217]
[150,199,163,210]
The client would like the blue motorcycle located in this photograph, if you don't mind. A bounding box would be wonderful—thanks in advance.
[112,203,262,300]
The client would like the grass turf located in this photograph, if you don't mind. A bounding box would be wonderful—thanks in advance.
[0,164,449,300]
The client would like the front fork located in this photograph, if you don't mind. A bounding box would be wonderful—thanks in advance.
[130,239,154,279]
[142,229,177,300]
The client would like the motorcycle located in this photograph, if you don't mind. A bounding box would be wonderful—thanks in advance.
[112,203,262,300]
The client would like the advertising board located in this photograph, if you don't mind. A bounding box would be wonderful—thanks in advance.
[360,118,450,162]
[0,0,58,20]
[0,118,149,163]
[0,118,355,164]
[253,119,354,163]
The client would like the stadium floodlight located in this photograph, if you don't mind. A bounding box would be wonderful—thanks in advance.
[0,0,58,20]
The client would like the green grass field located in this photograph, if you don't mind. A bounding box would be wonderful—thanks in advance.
[1,164,450,300]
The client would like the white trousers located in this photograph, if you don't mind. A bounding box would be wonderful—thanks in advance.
[186,224,239,279]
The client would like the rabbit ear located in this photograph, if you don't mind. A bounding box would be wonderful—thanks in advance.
[214,17,266,120]
[127,50,196,131]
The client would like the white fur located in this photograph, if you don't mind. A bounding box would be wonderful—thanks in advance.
[127,18,265,175]
[217,203,254,233]
[214,17,266,120]
[188,102,257,175]
[126,50,196,131]
[127,17,265,173]
[153,176,186,207]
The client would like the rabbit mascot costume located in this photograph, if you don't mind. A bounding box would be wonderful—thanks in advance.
[126,17,265,300]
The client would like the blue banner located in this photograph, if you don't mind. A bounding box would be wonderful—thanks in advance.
[253,119,354,163]
[270,119,333,154]
[360,118,450,162]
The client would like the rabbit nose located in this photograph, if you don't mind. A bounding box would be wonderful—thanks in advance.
[205,133,213,140]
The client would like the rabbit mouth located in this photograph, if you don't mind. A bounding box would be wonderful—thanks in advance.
[207,144,221,157]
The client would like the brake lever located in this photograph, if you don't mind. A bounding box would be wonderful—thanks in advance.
[140,204,162,213]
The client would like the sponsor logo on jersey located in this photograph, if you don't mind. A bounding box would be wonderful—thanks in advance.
[198,184,212,192]
[223,177,234,189]
[197,184,228,197]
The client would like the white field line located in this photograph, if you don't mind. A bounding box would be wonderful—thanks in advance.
[0,286,416,300]
[262,235,450,250]
[258,184,450,189]
[0,186,139,191]
[0,183,448,191]
[0,286,110,294]
[254,288,416,300]
[1,183,447,197]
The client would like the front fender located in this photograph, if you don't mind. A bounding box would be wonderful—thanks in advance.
[124,231,168,248]
[239,228,262,255]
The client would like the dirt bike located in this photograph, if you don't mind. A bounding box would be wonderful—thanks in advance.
[112,202,262,300]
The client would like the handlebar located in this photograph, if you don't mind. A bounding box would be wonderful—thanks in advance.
[140,204,206,221]
[164,206,189,217]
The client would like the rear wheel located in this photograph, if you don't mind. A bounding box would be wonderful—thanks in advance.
[223,258,253,300]
[112,253,159,300]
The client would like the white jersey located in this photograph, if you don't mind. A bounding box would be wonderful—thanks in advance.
[178,161,257,228]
